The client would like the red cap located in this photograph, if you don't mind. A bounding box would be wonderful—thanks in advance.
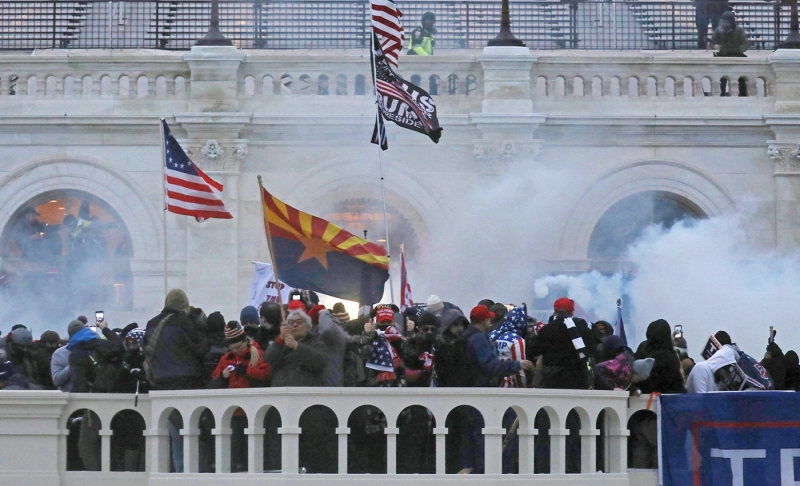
[376,307,395,323]
[287,300,306,312]
[553,297,575,314]
[470,305,495,321]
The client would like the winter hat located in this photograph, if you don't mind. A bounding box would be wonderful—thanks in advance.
[39,331,60,346]
[375,306,395,323]
[426,295,444,314]
[11,327,33,346]
[77,315,89,325]
[308,304,326,325]
[121,323,139,337]
[11,324,26,331]
[673,336,688,350]
[240,306,260,325]
[633,358,655,380]
[332,302,351,323]
[418,311,440,330]
[224,321,247,345]
[477,299,495,308]
[714,331,732,346]
[603,335,625,354]
[67,320,86,338]
[470,305,495,322]
[287,300,306,312]
[165,288,190,315]
[126,328,146,345]
[206,312,226,335]
[553,297,575,314]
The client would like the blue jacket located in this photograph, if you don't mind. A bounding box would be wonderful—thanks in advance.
[464,325,521,387]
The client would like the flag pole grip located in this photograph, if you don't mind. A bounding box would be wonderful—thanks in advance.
[258,175,287,322]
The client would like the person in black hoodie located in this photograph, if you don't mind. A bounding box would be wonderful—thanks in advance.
[785,351,800,391]
[634,319,686,394]
[630,319,685,469]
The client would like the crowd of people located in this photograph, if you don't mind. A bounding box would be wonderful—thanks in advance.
[0,287,795,474]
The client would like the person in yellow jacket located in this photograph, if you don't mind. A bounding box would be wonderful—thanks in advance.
[407,12,436,56]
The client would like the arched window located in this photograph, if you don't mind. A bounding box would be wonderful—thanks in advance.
[588,191,705,268]
[410,74,422,86]
[318,74,329,95]
[466,74,478,95]
[336,74,347,95]
[355,74,366,95]
[1,190,135,316]
[447,74,458,95]
[429,74,440,96]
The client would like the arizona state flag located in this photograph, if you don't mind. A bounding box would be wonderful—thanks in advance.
[259,183,389,305]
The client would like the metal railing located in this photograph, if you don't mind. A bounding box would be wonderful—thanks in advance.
[0,0,792,51]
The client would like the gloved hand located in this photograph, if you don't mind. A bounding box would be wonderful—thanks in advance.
[236,363,248,376]
[767,341,783,357]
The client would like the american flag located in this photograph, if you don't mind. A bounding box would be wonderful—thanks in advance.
[400,250,413,312]
[371,0,404,68]
[161,119,232,222]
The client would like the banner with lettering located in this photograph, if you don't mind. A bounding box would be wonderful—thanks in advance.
[247,262,293,307]
[659,392,800,486]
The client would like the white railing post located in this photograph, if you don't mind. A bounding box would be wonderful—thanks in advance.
[433,427,447,474]
[213,427,231,473]
[549,428,568,474]
[148,426,170,472]
[518,427,536,475]
[335,427,349,474]
[384,427,399,474]
[608,428,629,473]
[181,428,199,473]
[278,426,301,474]
[580,428,599,474]
[246,426,264,473]
[100,429,113,472]
[483,427,505,474]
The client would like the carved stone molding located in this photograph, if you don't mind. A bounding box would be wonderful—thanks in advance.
[473,139,542,174]
[767,141,800,173]
[185,139,248,171]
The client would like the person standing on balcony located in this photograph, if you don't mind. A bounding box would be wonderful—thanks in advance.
[694,0,731,49]
[407,12,436,56]
[711,11,749,57]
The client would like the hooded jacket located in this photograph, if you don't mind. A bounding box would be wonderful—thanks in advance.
[686,345,738,393]
[68,327,126,393]
[635,320,686,394]
[144,289,209,389]
[488,307,527,388]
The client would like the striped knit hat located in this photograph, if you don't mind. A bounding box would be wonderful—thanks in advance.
[224,321,247,344]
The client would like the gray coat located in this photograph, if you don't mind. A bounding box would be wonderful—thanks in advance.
[50,345,72,392]
[315,310,347,387]
[265,332,327,387]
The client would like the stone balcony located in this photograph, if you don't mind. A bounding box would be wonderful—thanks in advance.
[0,388,660,485]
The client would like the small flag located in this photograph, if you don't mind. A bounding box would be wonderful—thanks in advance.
[615,299,627,346]
[400,250,413,312]
[259,183,389,304]
[371,0,404,68]
[162,120,232,222]
[371,112,388,151]
[371,33,442,144]
[366,330,395,372]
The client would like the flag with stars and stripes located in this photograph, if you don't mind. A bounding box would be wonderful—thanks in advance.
[161,119,232,222]
[371,33,442,145]
[371,0,404,68]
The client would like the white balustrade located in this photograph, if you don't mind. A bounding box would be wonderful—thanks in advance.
[0,388,660,485]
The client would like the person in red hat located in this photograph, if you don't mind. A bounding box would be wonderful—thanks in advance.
[528,297,595,390]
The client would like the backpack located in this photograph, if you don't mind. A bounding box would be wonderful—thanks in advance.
[433,335,475,387]
[143,314,173,387]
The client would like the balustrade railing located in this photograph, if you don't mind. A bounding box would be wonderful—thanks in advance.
[0,388,660,483]
[0,0,792,51]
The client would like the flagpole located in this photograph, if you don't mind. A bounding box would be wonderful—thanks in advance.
[160,118,168,295]
[371,34,395,305]
[258,175,287,322]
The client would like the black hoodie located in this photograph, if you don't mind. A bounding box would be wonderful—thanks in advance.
[635,319,686,394]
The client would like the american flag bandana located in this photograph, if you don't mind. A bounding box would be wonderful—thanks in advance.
[366,329,396,372]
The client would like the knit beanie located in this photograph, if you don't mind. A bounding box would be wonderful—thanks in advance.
[11,327,33,346]
[240,306,260,325]
[165,288,190,314]
[206,312,226,335]
[426,295,444,314]
[67,320,86,338]
[331,302,350,323]
[224,321,247,345]
[39,331,60,346]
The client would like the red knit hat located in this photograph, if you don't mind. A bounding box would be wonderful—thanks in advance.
[287,300,306,312]
[553,297,575,314]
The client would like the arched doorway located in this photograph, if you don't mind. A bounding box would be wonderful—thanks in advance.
[0,189,133,325]
[587,191,705,272]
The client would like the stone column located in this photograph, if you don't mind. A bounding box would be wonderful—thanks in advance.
[384,426,399,474]
[472,46,544,174]
[766,111,800,254]
[181,427,200,473]
[518,427,536,474]
[580,428,599,474]
[246,426,265,474]
[278,426,301,474]
[607,428,629,473]
[433,427,448,474]
[549,428,568,474]
[482,426,505,474]
[184,45,245,113]
[100,429,113,472]
[335,427,349,474]
[213,426,231,473]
